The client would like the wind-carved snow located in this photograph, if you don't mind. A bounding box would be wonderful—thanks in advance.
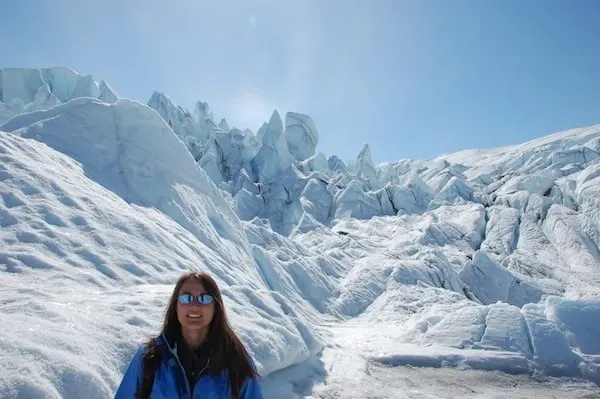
[1,70,600,398]
[355,143,378,186]
[284,112,319,162]
[0,68,118,125]
[146,91,241,185]
[251,110,295,184]
[0,99,333,398]
[151,92,600,387]
[327,155,347,172]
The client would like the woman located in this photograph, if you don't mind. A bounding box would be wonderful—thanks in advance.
[115,272,263,398]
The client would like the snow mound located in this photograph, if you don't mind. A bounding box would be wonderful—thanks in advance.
[0,100,329,398]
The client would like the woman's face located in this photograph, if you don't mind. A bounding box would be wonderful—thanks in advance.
[176,279,215,332]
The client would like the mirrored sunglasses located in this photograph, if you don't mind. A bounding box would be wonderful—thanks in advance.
[178,293,214,305]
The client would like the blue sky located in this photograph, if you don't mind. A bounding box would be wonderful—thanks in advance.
[1,0,599,164]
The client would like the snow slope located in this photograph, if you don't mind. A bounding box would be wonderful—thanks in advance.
[0,68,599,398]
[0,99,328,397]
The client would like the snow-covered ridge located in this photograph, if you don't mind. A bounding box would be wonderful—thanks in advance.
[1,67,600,397]
[0,67,118,125]
[0,97,329,398]
[142,84,600,247]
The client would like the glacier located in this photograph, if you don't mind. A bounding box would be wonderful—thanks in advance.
[0,67,599,398]
[0,67,118,125]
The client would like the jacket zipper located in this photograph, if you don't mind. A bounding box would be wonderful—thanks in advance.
[161,334,212,398]
[162,334,192,399]
[188,358,211,396]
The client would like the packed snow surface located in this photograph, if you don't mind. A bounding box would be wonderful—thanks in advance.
[0,68,599,398]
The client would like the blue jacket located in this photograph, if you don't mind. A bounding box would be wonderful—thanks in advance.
[114,333,264,399]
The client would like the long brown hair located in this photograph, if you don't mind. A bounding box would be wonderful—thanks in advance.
[137,272,260,398]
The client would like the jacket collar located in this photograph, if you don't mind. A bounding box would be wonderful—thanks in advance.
[156,330,190,397]
[156,329,181,363]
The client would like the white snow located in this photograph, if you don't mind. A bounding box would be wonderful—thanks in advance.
[251,110,295,183]
[0,68,118,125]
[354,143,378,187]
[284,112,319,162]
[1,70,600,398]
